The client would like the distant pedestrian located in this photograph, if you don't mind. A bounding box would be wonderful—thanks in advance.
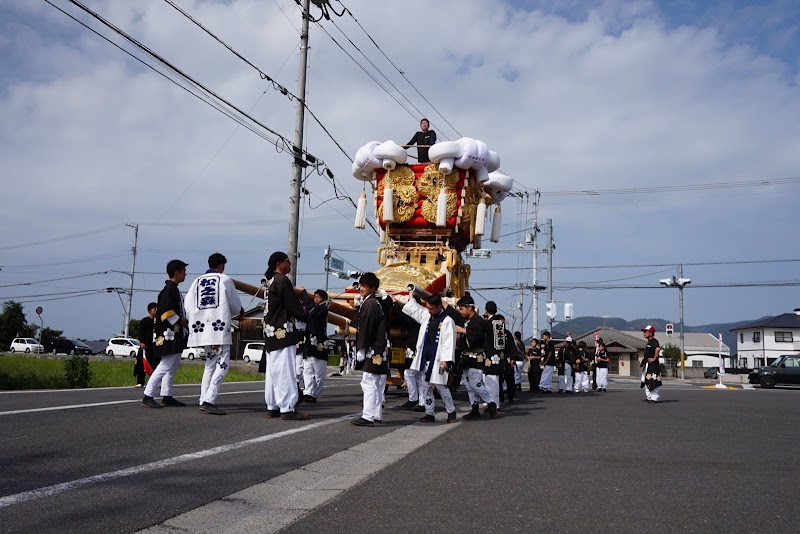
[406,118,437,163]
[573,341,590,393]
[184,253,244,415]
[640,325,662,403]
[538,331,555,393]
[134,302,157,387]
[351,273,389,427]
[527,338,542,392]
[143,259,189,409]
[595,341,609,392]
[513,331,525,391]
[558,336,576,393]
[263,251,310,420]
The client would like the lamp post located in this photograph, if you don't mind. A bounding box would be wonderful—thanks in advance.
[659,267,691,380]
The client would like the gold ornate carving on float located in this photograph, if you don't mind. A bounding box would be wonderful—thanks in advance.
[374,262,442,294]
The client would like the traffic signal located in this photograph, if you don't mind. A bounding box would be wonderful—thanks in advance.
[564,303,574,321]
[666,323,674,336]
[546,302,557,319]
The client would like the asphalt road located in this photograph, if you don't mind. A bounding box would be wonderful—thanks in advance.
[1,374,798,533]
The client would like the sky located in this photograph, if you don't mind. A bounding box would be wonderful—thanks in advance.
[1,0,799,341]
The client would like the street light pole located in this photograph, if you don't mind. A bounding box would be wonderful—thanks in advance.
[659,266,691,380]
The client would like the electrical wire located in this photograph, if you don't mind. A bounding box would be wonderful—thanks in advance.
[0,224,124,252]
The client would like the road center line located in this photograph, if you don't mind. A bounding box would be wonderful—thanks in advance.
[0,414,354,509]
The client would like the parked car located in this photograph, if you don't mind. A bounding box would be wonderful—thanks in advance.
[45,338,92,356]
[181,347,206,360]
[703,367,719,379]
[9,337,44,353]
[105,338,140,358]
[242,342,264,364]
[749,354,800,388]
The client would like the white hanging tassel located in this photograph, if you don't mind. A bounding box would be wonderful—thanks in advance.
[354,191,367,229]
[436,186,448,227]
[380,227,389,244]
[382,185,394,223]
[490,205,502,242]
[475,198,487,236]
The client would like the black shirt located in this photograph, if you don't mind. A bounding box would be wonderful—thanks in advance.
[407,130,437,163]
[642,337,660,371]
[541,340,556,366]
[596,349,609,368]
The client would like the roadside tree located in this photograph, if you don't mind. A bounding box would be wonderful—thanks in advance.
[0,301,37,349]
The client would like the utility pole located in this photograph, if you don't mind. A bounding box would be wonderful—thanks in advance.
[531,191,540,339]
[287,0,311,285]
[678,263,687,380]
[123,223,138,338]
[547,218,554,333]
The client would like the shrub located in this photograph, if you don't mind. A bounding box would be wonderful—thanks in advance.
[64,355,91,388]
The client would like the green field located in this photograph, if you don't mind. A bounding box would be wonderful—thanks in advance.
[0,355,263,390]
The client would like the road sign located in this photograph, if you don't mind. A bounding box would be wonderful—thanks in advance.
[35,306,43,315]
[329,258,344,272]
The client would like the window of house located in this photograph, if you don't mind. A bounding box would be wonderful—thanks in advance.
[753,332,761,343]
[775,331,793,343]
[740,333,744,343]
[755,357,765,367]
[691,360,703,367]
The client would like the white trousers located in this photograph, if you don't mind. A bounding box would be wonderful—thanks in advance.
[573,371,589,392]
[641,370,661,401]
[144,353,180,398]
[421,365,455,415]
[539,365,554,391]
[404,367,426,404]
[558,363,573,391]
[295,351,304,386]
[514,361,523,385]
[484,374,500,405]
[265,346,299,413]
[464,368,493,404]
[361,372,387,422]
[200,345,230,405]
[303,357,327,398]
[596,368,609,388]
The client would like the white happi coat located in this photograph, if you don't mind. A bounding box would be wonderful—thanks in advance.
[403,300,455,386]
[184,271,242,346]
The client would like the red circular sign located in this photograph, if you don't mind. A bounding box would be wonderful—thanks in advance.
[35,306,43,315]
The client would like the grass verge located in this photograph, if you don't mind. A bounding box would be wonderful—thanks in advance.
[0,355,262,390]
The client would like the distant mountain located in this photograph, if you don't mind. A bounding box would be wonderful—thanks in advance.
[550,316,770,354]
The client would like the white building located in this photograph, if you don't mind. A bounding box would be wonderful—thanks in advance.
[730,312,800,368]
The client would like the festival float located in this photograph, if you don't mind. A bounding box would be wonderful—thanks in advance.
[235,136,512,386]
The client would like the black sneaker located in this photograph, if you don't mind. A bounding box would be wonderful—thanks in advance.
[351,417,374,427]
[142,395,162,409]
[161,396,186,407]
[420,414,436,423]
[302,395,317,403]
[446,411,457,424]
[399,400,416,410]
[462,404,481,420]
[200,402,226,415]
[488,402,499,419]
[281,411,310,420]
[267,409,281,418]
[412,405,425,412]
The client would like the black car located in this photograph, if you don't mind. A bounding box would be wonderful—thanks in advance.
[749,354,800,388]
[703,367,719,379]
[45,338,93,356]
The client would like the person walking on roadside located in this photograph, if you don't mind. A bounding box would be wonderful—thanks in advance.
[184,253,244,415]
[558,336,577,393]
[134,302,157,388]
[455,296,497,419]
[263,251,310,420]
[143,260,189,409]
[573,341,590,393]
[595,341,610,392]
[538,331,556,394]
[302,290,330,403]
[527,338,542,392]
[403,294,458,423]
[513,331,525,391]
[351,273,389,427]
[640,325,662,403]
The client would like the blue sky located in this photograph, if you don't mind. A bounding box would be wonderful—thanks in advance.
[1,0,798,340]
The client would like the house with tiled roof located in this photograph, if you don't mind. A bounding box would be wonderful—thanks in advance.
[730,312,800,368]
[563,328,646,377]
[620,331,730,369]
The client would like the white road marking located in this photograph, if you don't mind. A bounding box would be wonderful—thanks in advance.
[0,414,354,509]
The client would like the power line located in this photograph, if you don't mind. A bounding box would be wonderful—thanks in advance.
[541,176,800,197]
[0,271,111,289]
[0,224,124,251]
